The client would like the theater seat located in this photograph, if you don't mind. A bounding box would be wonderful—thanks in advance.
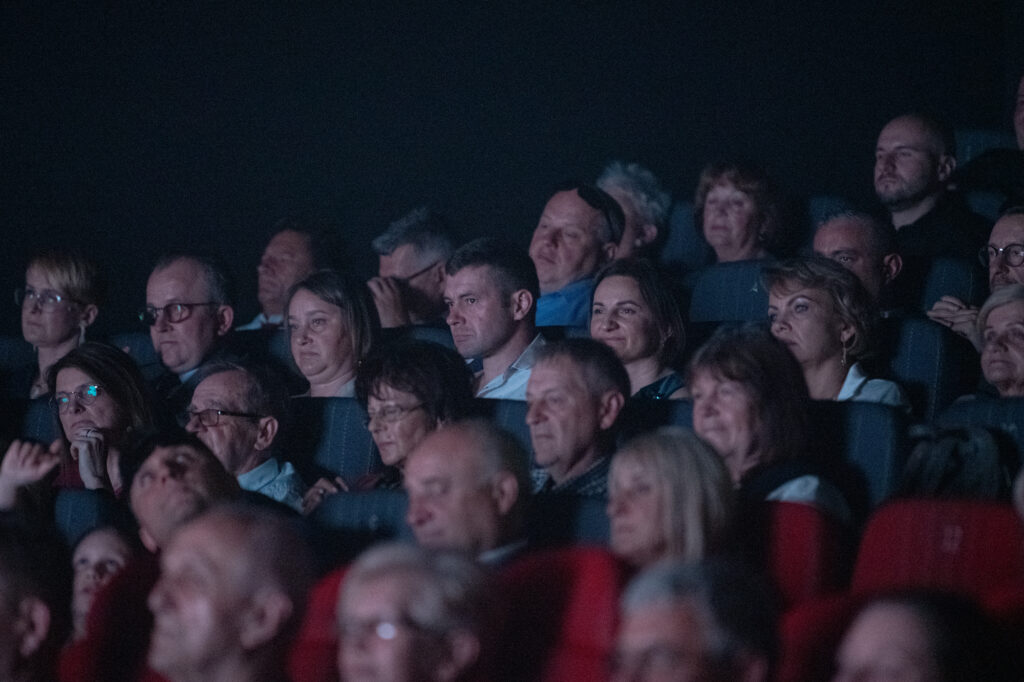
[54,488,129,548]
[0,335,33,371]
[289,567,347,682]
[110,332,163,381]
[527,495,610,547]
[287,397,381,485]
[659,200,711,273]
[937,396,1024,461]
[687,260,770,324]
[919,257,987,311]
[474,398,532,460]
[310,490,409,564]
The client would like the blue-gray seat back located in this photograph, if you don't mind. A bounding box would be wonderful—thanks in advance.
[287,397,381,484]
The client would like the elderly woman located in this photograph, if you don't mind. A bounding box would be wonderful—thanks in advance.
[301,339,475,513]
[977,284,1024,397]
[286,270,381,397]
[5,251,103,399]
[694,162,784,263]
[590,259,686,400]
[687,324,849,521]
[764,255,907,407]
[606,426,734,569]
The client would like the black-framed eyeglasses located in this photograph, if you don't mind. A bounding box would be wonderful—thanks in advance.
[551,180,624,244]
[392,260,440,285]
[139,302,219,326]
[52,384,104,413]
[364,403,424,427]
[16,286,77,312]
[979,243,1024,268]
[178,408,262,428]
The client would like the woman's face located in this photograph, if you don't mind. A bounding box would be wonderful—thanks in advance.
[833,603,940,682]
[366,383,435,469]
[287,288,355,386]
[591,275,663,367]
[690,370,761,484]
[55,367,124,441]
[21,265,84,349]
[769,284,852,368]
[72,528,133,636]
[606,456,667,567]
[701,181,760,262]
[981,299,1024,397]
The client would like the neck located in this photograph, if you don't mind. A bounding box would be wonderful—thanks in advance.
[802,356,848,400]
[889,192,941,228]
[998,382,1024,398]
[716,243,764,263]
[549,443,606,485]
[625,357,669,396]
[261,300,284,318]
[309,367,355,398]
[175,656,278,682]
[235,452,270,476]
[36,336,79,377]
[477,326,534,391]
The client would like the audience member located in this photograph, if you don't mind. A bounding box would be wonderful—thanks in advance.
[236,221,320,331]
[369,206,454,328]
[337,543,496,682]
[4,250,103,399]
[813,211,903,309]
[764,256,907,407]
[526,338,628,495]
[404,419,531,565]
[607,427,734,569]
[611,559,774,682]
[445,237,543,400]
[184,362,306,510]
[977,284,1024,397]
[70,524,138,641]
[529,183,623,328]
[147,504,314,682]
[597,161,672,260]
[286,269,381,397]
[694,161,784,263]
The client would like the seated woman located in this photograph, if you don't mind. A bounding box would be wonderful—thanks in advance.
[286,270,381,397]
[71,524,139,641]
[687,323,850,522]
[764,255,907,408]
[606,426,734,569]
[301,339,475,513]
[694,162,784,263]
[977,283,1024,397]
[590,259,686,400]
[4,251,103,399]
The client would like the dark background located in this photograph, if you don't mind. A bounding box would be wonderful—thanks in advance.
[2,1,1021,336]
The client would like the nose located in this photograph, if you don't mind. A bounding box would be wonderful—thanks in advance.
[606,495,624,518]
[184,413,202,434]
[446,304,461,327]
[598,311,619,331]
[406,496,430,529]
[152,309,172,332]
[525,400,544,426]
[771,310,790,333]
[147,575,170,615]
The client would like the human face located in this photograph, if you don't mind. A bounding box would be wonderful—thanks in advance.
[607,456,666,568]
[986,214,1024,290]
[701,182,760,262]
[72,528,132,637]
[257,230,315,317]
[833,604,940,682]
[404,428,507,554]
[148,517,251,680]
[185,371,265,476]
[874,117,948,212]
[612,601,730,682]
[768,284,850,369]
[287,288,355,389]
[690,370,760,484]
[814,219,887,300]
[530,190,612,294]
[21,264,85,349]
[146,259,231,375]
[55,367,124,442]
[591,275,663,368]
[379,243,444,315]
[444,265,518,360]
[366,384,434,469]
[981,300,1024,397]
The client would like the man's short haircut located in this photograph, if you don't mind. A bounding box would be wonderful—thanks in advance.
[549,181,626,245]
[193,361,290,425]
[621,559,777,671]
[534,337,631,401]
[446,237,540,302]
[816,210,898,259]
[371,206,455,264]
[897,112,958,158]
[448,418,532,524]
[268,216,338,270]
[152,252,235,306]
[27,249,106,307]
[596,161,672,231]
[998,204,1024,220]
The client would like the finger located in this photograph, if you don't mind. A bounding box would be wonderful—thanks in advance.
[334,476,350,492]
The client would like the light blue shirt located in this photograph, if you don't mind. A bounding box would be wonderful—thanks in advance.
[476,334,546,401]
[536,278,594,329]
[237,457,306,512]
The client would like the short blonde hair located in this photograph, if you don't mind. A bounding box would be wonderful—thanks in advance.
[978,284,1024,336]
[28,251,104,306]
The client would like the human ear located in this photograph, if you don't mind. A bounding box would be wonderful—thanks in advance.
[253,416,279,452]
[509,289,534,321]
[490,472,519,516]
[597,390,626,430]
[215,305,235,336]
[16,596,51,659]
[238,588,293,650]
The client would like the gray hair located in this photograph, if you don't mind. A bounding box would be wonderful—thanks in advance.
[371,206,454,264]
[978,283,1024,335]
[597,161,672,230]
[815,210,897,259]
[448,419,532,524]
[152,252,234,306]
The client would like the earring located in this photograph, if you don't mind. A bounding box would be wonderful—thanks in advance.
[841,338,853,368]
[78,323,87,345]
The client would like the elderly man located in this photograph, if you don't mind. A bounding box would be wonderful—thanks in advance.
[445,237,544,400]
[337,543,495,682]
[813,211,903,307]
[404,419,531,565]
[148,505,315,682]
[597,161,672,260]
[237,222,320,331]
[529,183,623,328]
[369,206,454,328]
[525,338,628,495]
[184,362,305,510]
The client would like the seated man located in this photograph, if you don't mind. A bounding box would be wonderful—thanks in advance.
[236,220,321,331]
[813,210,903,311]
[529,183,623,328]
[612,559,775,682]
[526,338,628,495]
[404,419,531,565]
[184,362,306,510]
[597,160,672,260]
[369,206,454,328]
[337,543,496,682]
[148,504,314,682]
[445,237,544,400]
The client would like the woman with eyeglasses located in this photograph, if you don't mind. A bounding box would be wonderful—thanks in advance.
[301,339,475,514]
[3,251,104,399]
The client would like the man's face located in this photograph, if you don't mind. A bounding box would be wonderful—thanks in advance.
[185,370,271,477]
[612,601,730,682]
[874,117,950,213]
[146,259,231,376]
[379,243,445,315]
[529,190,612,294]
[987,214,1024,290]
[813,218,887,299]
[258,230,316,317]
[404,428,508,555]
[833,604,938,682]
[444,265,519,360]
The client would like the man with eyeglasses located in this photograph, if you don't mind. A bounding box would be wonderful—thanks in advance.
[529,183,624,329]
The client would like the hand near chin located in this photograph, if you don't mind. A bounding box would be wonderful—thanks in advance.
[0,439,61,508]
[70,428,113,492]
[367,277,411,328]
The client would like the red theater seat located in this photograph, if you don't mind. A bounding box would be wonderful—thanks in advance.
[288,567,348,682]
